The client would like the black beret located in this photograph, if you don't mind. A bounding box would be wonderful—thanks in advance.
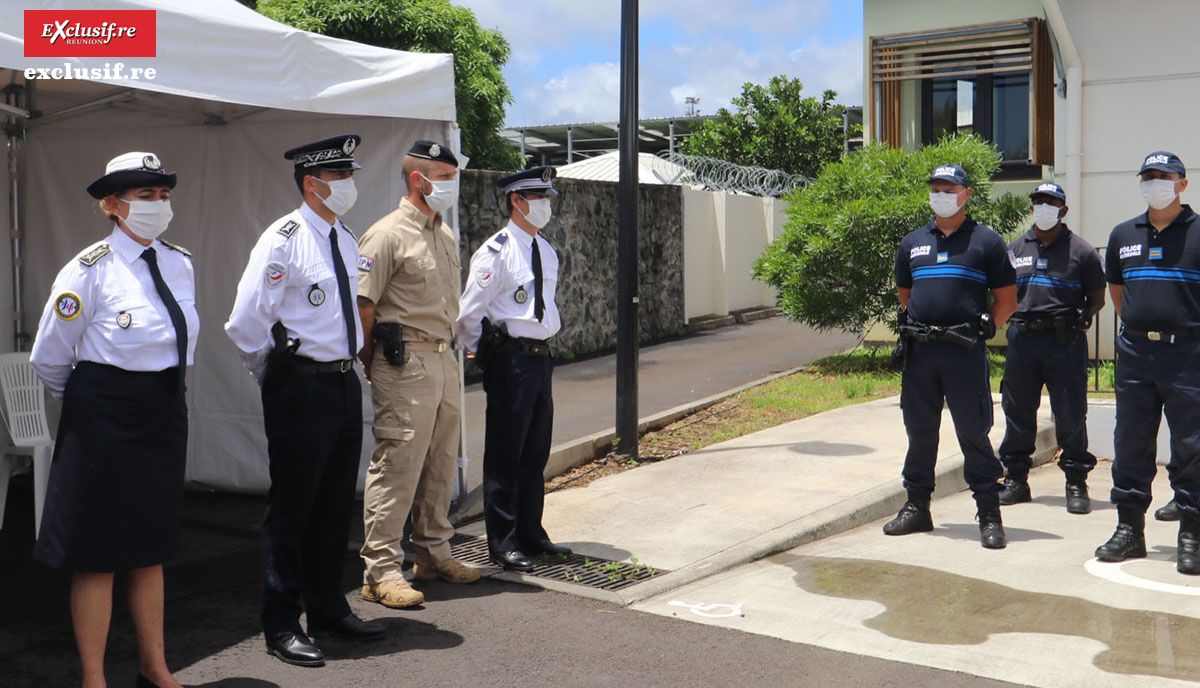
[407,140,459,167]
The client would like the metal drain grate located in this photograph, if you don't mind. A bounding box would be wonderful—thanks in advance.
[404,533,669,591]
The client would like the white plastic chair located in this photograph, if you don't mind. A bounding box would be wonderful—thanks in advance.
[0,352,54,537]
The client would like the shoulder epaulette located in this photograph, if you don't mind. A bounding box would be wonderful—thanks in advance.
[277,220,299,238]
[159,239,192,257]
[78,243,111,267]
[340,223,357,239]
[486,231,509,253]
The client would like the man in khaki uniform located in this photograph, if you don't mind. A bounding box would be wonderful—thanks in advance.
[357,140,478,609]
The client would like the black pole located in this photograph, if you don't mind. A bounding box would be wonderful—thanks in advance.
[616,0,639,458]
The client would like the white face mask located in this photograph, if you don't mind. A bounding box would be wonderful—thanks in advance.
[316,177,357,216]
[929,191,964,218]
[1032,203,1062,231]
[1141,178,1179,210]
[120,198,173,240]
[420,173,459,213]
[519,197,552,229]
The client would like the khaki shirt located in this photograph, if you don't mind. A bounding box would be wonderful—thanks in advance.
[357,198,460,342]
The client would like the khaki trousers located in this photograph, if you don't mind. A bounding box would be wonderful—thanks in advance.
[361,348,461,585]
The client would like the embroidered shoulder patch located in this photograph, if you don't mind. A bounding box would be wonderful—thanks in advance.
[78,244,111,267]
[277,220,299,238]
[159,239,192,257]
[476,266,495,288]
[357,255,374,272]
[1007,249,1018,268]
[54,292,82,320]
[265,261,287,289]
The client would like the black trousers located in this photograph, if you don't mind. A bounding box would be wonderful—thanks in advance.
[901,339,1004,511]
[1112,333,1200,518]
[998,326,1096,480]
[260,369,362,635]
[482,349,554,554]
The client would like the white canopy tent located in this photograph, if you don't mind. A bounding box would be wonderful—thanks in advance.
[0,0,459,492]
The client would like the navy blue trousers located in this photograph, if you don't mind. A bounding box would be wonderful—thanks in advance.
[260,370,362,635]
[998,326,1096,480]
[1112,333,1200,518]
[482,349,554,554]
[901,339,1003,510]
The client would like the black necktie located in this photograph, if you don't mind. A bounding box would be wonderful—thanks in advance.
[531,237,545,322]
[141,248,187,387]
[328,227,357,358]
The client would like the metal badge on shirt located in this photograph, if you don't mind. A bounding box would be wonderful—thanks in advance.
[514,286,528,304]
[308,284,326,306]
[117,311,132,329]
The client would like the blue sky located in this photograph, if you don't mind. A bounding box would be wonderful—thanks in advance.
[450,0,864,126]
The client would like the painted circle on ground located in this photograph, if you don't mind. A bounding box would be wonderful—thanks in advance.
[1084,557,1200,596]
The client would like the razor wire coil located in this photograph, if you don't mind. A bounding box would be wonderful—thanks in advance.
[655,151,809,197]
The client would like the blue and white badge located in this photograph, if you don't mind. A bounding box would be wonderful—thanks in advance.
[1036,258,1048,270]
[1149,247,1164,261]
[308,284,326,306]
[936,252,949,264]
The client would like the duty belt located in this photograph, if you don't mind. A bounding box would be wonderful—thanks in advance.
[500,336,552,357]
[1122,327,1200,344]
[405,340,451,352]
[1008,315,1068,332]
[898,322,977,348]
[292,357,355,374]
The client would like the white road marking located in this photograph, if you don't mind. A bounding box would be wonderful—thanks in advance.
[1084,558,1200,596]
[666,600,744,618]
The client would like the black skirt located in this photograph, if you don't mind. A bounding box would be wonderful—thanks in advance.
[34,362,187,572]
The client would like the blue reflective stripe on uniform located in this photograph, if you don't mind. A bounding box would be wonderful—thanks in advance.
[1122,266,1200,283]
[911,264,988,283]
[1016,274,1082,289]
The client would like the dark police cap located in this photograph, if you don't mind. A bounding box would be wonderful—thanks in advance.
[497,166,558,196]
[407,140,459,167]
[1029,182,1066,202]
[928,164,970,187]
[284,134,362,171]
[1138,151,1186,177]
[87,151,176,199]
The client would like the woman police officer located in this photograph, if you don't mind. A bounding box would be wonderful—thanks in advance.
[30,152,198,688]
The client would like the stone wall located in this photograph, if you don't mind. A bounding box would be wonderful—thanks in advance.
[458,170,686,358]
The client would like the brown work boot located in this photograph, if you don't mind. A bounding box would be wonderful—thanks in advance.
[413,557,481,584]
[361,578,425,608]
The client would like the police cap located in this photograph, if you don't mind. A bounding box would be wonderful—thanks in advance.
[1138,151,1186,177]
[1029,182,1066,202]
[87,151,176,199]
[284,134,362,171]
[927,164,970,188]
[498,166,558,196]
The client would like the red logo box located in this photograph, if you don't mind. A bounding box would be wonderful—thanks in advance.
[24,10,156,57]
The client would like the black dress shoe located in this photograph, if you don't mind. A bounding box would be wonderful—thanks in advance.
[998,476,1031,505]
[492,550,534,572]
[1095,523,1147,562]
[1156,500,1182,521]
[266,631,325,667]
[882,501,933,535]
[978,508,1006,549]
[1065,480,1091,515]
[1179,519,1200,575]
[526,539,573,556]
[309,613,386,641]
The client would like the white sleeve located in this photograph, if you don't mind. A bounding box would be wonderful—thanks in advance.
[225,232,288,379]
[29,261,94,398]
[455,247,503,353]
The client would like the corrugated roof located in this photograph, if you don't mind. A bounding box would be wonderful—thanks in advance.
[556,151,691,185]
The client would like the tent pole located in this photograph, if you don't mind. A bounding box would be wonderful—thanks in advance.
[447,121,469,502]
[5,84,26,352]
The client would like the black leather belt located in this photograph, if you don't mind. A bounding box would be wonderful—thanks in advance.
[501,337,552,357]
[1009,316,1067,332]
[292,357,355,374]
[1123,327,1200,344]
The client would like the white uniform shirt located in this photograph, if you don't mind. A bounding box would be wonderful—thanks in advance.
[456,222,561,352]
[30,226,199,397]
[225,203,364,379]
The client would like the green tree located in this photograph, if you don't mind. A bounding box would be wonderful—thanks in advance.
[255,0,523,171]
[753,134,1028,334]
[680,75,853,178]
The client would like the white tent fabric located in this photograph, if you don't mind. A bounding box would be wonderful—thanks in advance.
[557,151,692,185]
[0,1,458,493]
[0,0,455,121]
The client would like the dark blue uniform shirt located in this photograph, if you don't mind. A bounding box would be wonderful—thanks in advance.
[896,216,1016,326]
[1105,205,1200,331]
[1010,225,1105,316]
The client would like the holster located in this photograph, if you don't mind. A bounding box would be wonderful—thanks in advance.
[372,322,406,366]
[476,317,508,370]
[1053,316,1068,345]
[262,322,300,390]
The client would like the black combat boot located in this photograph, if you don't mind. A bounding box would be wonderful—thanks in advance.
[883,501,933,536]
[998,475,1031,505]
[1065,479,1091,515]
[1178,516,1200,575]
[977,507,1006,549]
[1095,508,1147,562]
[1156,499,1181,522]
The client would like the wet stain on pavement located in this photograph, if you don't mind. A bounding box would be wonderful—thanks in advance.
[783,554,1200,682]
[788,441,875,457]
